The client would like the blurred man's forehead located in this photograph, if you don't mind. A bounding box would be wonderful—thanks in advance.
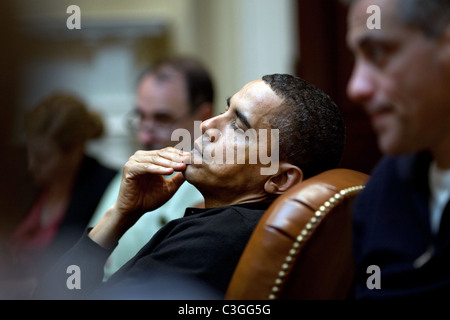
[137,73,189,111]
[347,0,406,49]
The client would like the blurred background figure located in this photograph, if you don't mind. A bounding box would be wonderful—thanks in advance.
[88,56,213,279]
[1,92,117,299]
[129,56,213,150]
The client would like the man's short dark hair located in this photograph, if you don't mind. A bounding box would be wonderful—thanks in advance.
[342,0,450,38]
[262,74,345,179]
[139,56,215,114]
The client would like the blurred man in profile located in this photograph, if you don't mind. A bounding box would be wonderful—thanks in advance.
[345,0,450,298]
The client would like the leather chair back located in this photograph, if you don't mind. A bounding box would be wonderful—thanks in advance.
[225,169,369,300]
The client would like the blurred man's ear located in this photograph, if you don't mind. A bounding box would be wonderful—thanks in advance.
[194,102,213,121]
[264,162,303,195]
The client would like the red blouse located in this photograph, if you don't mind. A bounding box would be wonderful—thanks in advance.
[10,192,66,268]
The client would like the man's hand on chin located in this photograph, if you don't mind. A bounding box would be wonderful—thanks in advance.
[89,147,190,249]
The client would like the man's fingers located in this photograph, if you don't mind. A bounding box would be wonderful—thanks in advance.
[124,161,174,179]
[131,149,190,168]
[157,149,191,164]
[123,148,191,182]
[147,155,186,170]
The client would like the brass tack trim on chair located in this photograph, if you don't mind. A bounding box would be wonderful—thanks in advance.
[268,185,365,300]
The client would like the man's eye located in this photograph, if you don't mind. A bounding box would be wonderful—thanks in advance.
[370,46,385,61]
[364,44,391,67]
[154,114,175,124]
[231,119,243,130]
[230,119,244,132]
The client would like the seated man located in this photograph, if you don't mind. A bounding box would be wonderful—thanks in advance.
[345,0,450,298]
[33,74,346,299]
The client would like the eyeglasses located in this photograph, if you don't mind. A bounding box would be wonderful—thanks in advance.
[126,109,190,133]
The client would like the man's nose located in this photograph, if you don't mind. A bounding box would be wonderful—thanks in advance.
[139,117,158,132]
[201,115,222,143]
[347,61,376,105]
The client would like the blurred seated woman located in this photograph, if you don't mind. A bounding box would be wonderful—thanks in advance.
[5,93,117,298]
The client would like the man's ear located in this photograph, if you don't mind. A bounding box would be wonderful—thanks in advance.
[264,162,303,195]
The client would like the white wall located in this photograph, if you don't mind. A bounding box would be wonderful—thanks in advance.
[238,0,298,86]
[14,0,298,168]
[194,0,298,114]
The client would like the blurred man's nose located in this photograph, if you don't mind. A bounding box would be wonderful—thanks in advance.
[347,61,376,105]
[137,130,156,148]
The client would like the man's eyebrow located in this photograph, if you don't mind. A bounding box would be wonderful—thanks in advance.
[358,35,375,49]
[356,34,393,49]
[226,96,231,108]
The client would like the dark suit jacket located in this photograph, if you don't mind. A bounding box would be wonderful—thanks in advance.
[353,152,450,299]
